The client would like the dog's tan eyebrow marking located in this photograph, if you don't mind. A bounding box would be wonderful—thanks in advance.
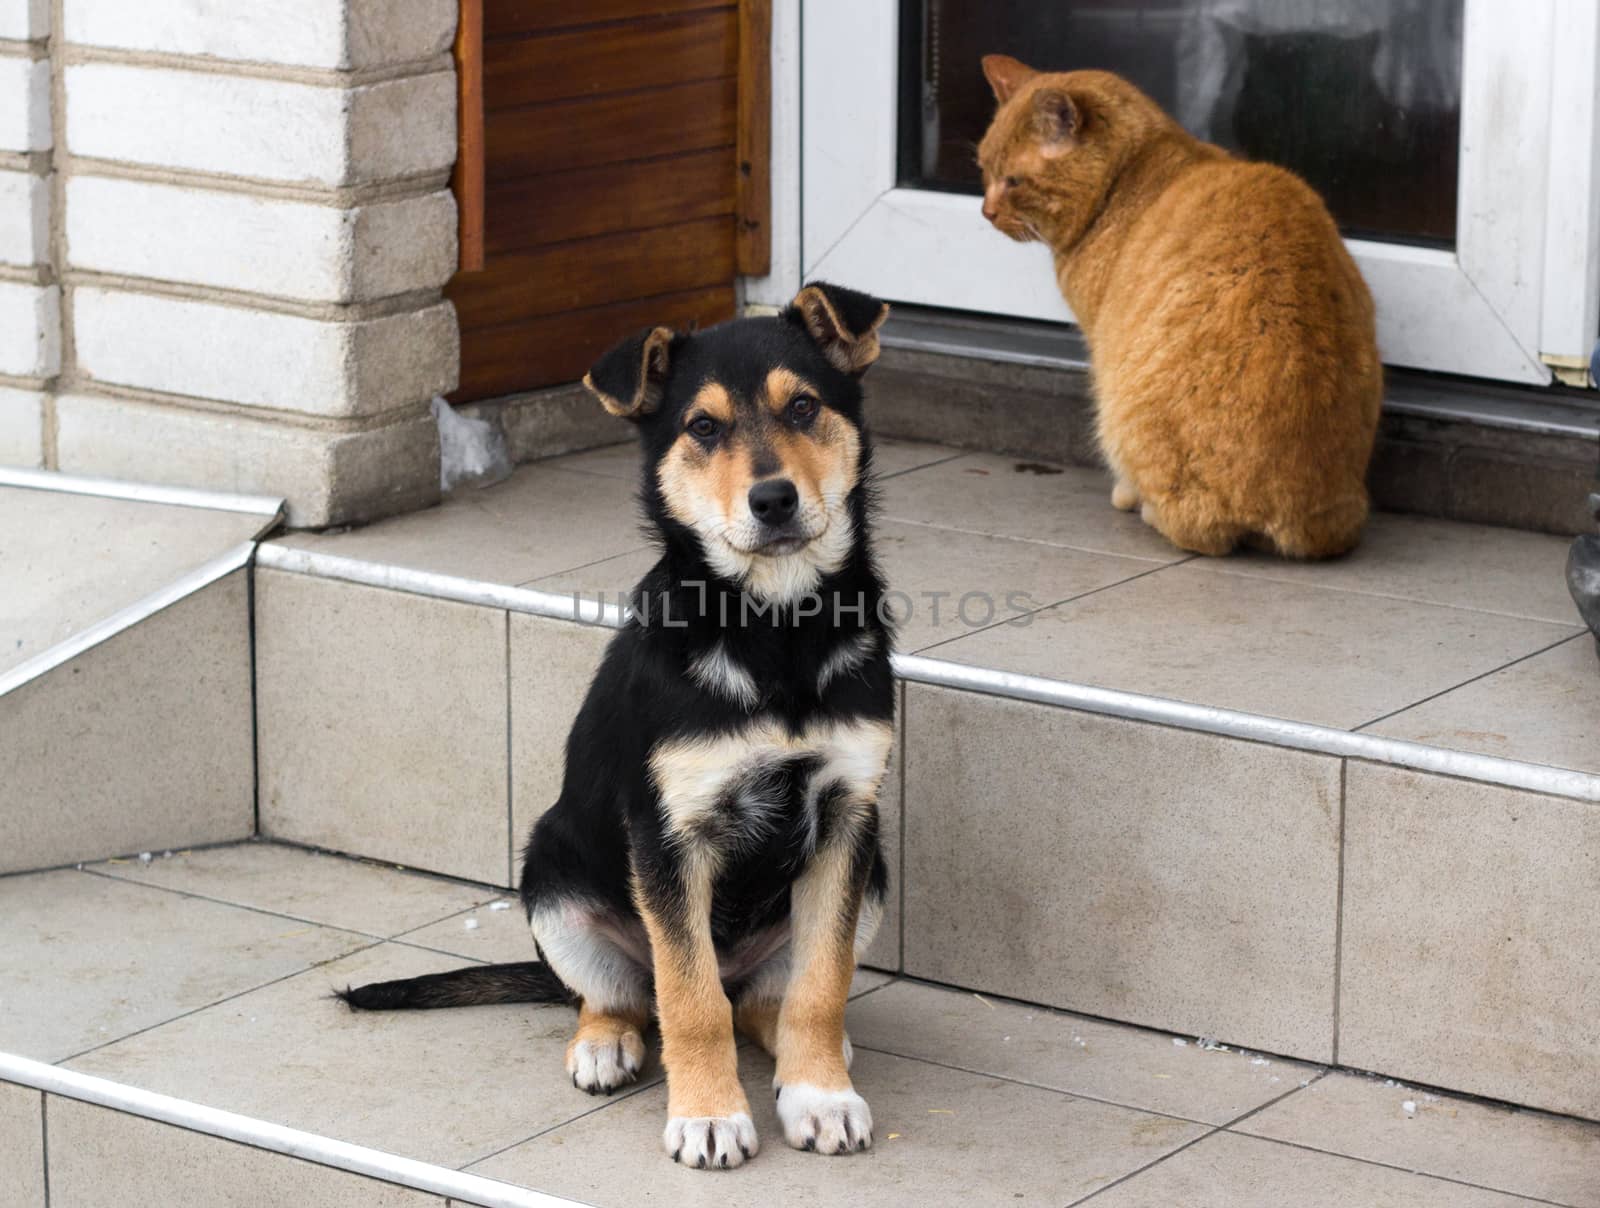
[763,368,820,416]
[688,380,735,424]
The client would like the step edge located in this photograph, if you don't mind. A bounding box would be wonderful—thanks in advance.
[0,1050,589,1208]
[0,539,257,698]
[255,544,1600,805]
[0,465,286,520]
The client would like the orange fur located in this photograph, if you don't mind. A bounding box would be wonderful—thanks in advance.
[978,58,1382,559]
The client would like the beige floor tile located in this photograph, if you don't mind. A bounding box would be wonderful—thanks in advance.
[89,842,502,939]
[400,899,529,964]
[46,1097,443,1207]
[1207,512,1581,625]
[0,1082,44,1208]
[871,438,966,479]
[279,461,643,586]
[469,1046,1206,1206]
[933,563,1579,728]
[1368,635,1600,775]
[850,969,897,997]
[0,571,254,874]
[1087,1130,1542,1207]
[256,572,510,886]
[67,943,626,1169]
[523,546,657,597]
[0,485,267,674]
[0,870,368,1062]
[508,612,615,855]
[1339,765,1600,1120]
[541,440,640,480]
[848,981,1320,1125]
[903,685,1341,1062]
[878,454,1186,562]
[876,519,1160,652]
[1238,1069,1600,1207]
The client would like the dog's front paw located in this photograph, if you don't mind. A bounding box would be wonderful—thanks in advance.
[567,1032,644,1095]
[775,1084,872,1154]
[663,1113,759,1170]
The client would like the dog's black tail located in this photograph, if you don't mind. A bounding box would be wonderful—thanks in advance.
[335,961,576,1011]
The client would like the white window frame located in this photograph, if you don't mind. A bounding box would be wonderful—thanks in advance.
[800,0,1600,386]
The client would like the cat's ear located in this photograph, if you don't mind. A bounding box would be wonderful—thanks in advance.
[982,54,1037,105]
[1033,88,1080,154]
[582,326,675,420]
[787,282,891,375]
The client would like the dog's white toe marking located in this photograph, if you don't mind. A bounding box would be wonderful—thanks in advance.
[567,1035,643,1095]
[775,1084,872,1154]
[663,1113,759,1170]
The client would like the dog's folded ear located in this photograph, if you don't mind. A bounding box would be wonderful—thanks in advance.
[583,326,675,420]
[786,282,890,375]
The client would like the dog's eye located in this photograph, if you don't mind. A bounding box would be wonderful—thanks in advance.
[789,394,819,422]
[687,416,720,441]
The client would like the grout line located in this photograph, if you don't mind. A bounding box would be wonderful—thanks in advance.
[248,556,262,836]
[909,553,1195,657]
[850,1042,1218,1129]
[1353,631,1589,732]
[55,935,391,1065]
[871,449,970,481]
[514,543,657,590]
[1331,760,1347,1066]
[458,1074,668,1174]
[876,510,1182,564]
[0,835,252,882]
[1065,1078,1321,1207]
[1212,1130,1579,1208]
[39,1090,50,1208]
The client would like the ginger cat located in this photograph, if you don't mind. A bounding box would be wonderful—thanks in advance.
[978,56,1382,558]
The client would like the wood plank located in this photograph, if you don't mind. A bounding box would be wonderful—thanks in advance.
[734,0,770,275]
[448,214,733,331]
[485,8,736,110]
[486,0,727,40]
[486,77,735,179]
[454,285,737,401]
[452,0,486,272]
[485,149,733,255]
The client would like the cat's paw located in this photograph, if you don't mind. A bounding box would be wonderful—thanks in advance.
[1111,479,1140,511]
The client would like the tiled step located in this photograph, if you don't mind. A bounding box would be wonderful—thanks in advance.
[0,468,280,873]
[3,842,1597,1207]
[244,444,1600,1123]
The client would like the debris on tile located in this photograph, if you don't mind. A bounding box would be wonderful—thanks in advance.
[1196,1037,1230,1052]
[1171,1038,1188,1047]
[464,917,480,931]
[1250,1057,1270,1066]
[1402,1100,1417,1116]
[886,1133,901,1141]
[972,993,995,1010]
[489,900,513,912]
[138,852,153,864]
[1002,1035,1012,1043]
[927,1109,954,1115]
[163,850,174,859]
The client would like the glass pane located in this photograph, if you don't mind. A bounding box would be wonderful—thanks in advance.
[898,0,1463,246]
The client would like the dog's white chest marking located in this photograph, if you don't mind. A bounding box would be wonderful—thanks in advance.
[649,718,893,850]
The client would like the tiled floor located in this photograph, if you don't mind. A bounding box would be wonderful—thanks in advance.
[275,440,1592,766]
[3,842,1597,1206]
[0,483,270,673]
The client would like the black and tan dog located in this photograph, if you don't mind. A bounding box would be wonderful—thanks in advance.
[340,283,896,1170]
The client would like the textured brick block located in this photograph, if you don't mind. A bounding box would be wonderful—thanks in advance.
[67,176,457,302]
[64,63,454,186]
[63,0,455,69]
[0,168,49,268]
[74,287,458,417]
[0,56,50,153]
[0,281,58,378]
[0,385,44,466]
[54,392,441,527]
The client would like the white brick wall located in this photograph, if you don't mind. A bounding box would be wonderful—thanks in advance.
[55,392,440,526]
[74,287,456,416]
[0,0,49,41]
[0,57,51,152]
[0,169,50,268]
[67,176,456,302]
[0,385,44,467]
[63,0,455,70]
[65,64,455,186]
[0,281,60,377]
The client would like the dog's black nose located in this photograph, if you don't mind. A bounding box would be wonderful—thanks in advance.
[748,478,799,526]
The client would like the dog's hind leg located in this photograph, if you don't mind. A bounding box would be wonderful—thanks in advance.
[530,899,652,1095]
